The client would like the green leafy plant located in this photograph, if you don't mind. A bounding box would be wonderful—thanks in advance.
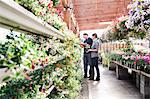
[52,0,60,7]
[0,31,83,98]
[14,0,64,30]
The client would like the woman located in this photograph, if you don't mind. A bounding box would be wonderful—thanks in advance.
[88,33,100,81]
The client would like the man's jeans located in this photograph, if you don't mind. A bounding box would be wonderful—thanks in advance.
[83,53,92,77]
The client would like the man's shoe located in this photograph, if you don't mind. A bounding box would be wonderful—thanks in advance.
[95,78,100,81]
[84,75,87,78]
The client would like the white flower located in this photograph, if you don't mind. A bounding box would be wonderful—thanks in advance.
[0,82,6,88]
[125,0,150,32]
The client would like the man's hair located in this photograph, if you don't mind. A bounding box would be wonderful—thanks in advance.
[92,33,97,38]
[83,33,88,36]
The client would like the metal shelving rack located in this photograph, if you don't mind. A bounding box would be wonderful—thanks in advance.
[0,0,66,96]
[0,0,64,39]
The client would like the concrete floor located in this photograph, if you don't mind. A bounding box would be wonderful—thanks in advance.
[88,66,142,99]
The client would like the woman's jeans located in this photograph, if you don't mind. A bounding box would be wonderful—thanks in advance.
[90,57,100,79]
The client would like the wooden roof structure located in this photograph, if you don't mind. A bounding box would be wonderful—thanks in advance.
[73,0,131,30]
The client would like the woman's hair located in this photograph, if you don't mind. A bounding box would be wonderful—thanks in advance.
[92,33,97,38]
[83,33,88,36]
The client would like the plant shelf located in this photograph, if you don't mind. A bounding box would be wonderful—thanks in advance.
[0,0,64,39]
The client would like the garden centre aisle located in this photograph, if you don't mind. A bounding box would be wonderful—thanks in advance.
[88,66,142,99]
[0,0,150,99]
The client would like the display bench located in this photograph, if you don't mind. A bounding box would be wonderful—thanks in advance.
[0,0,66,97]
[140,71,150,99]
[113,61,150,99]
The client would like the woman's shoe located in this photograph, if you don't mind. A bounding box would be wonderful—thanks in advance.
[89,78,94,80]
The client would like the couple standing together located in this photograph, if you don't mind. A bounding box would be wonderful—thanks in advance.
[81,33,100,81]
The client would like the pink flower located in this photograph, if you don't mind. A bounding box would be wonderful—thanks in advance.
[115,51,125,55]
[124,56,130,60]
[130,55,135,60]
[136,55,140,60]
[143,56,150,64]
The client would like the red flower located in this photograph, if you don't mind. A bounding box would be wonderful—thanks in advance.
[41,63,44,67]
[45,58,48,63]
[134,61,136,65]
[31,61,35,70]
[39,0,45,5]
[48,1,53,9]
[31,64,35,70]
[39,11,44,16]
[41,88,46,93]
[39,59,41,62]
[29,83,33,90]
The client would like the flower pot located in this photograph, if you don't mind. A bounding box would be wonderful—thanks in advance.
[126,62,128,67]
[0,67,11,83]
[122,61,125,65]
[140,66,145,72]
[129,63,132,68]
[134,64,137,69]
[137,66,140,70]
[144,68,150,74]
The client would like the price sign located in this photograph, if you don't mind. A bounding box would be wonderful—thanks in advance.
[128,68,132,74]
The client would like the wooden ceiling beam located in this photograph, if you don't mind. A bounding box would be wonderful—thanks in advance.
[79,23,109,30]
[73,0,131,30]
[76,12,124,20]
[73,0,125,6]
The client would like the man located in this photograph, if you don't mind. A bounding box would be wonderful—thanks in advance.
[80,33,93,78]
[88,33,100,81]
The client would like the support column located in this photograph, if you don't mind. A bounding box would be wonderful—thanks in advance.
[109,62,116,70]
[136,73,140,90]
[131,72,140,90]
[140,75,150,99]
